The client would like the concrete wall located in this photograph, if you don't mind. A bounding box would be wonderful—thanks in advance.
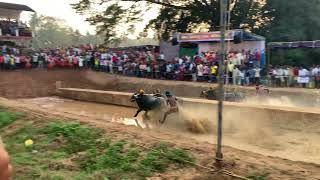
[58,88,320,133]
[83,71,320,107]
[58,88,137,108]
[1,69,319,108]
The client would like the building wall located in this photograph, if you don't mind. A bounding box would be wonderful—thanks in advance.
[159,40,180,60]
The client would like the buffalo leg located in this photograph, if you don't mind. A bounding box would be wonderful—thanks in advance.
[145,111,149,119]
[160,111,169,124]
[160,108,178,124]
[134,109,142,117]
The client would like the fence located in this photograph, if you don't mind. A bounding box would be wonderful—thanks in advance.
[0,61,319,89]
[92,65,320,89]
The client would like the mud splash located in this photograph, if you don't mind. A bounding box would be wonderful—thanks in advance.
[242,94,320,108]
[17,97,320,164]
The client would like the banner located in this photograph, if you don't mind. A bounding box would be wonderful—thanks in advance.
[0,35,32,41]
[178,31,234,42]
[298,77,310,84]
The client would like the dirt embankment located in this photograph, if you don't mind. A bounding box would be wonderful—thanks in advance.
[0,69,105,98]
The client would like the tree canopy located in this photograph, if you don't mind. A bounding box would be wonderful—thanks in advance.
[72,0,268,41]
[256,0,320,66]
[29,13,104,49]
[71,0,320,66]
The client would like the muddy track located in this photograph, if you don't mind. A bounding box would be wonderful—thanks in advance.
[1,98,319,180]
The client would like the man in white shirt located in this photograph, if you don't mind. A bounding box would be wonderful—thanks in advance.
[311,66,319,77]
[236,52,244,65]
[178,58,183,65]
[14,56,20,69]
[298,67,310,87]
[197,63,204,81]
[159,53,165,60]
[275,67,284,87]
[254,67,261,84]
[78,56,84,68]
[233,67,241,85]
[283,67,289,87]
[32,53,38,68]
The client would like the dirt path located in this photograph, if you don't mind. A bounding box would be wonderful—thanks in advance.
[15,96,320,164]
[0,97,319,180]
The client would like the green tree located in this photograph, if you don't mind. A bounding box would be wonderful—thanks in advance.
[29,14,103,48]
[72,0,268,41]
[255,0,320,66]
[72,30,82,45]
[256,0,320,42]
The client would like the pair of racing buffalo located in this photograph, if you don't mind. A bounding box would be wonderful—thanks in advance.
[130,91,178,125]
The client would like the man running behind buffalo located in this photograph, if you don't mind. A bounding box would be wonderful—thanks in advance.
[161,91,179,124]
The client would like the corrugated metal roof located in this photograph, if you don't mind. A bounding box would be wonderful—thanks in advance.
[269,40,320,49]
[233,29,266,41]
[0,2,35,12]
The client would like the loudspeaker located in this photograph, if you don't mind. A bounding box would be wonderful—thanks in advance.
[172,37,179,46]
[234,32,243,44]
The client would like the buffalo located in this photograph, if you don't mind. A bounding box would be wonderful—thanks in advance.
[130,92,175,126]
[200,89,245,102]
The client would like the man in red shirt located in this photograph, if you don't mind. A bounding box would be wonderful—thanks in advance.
[0,54,4,70]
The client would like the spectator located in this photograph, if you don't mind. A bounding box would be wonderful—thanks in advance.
[227,61,235,83]
[316,65,320,89]
[254,66,261,84]
[233,66,241,85]
[0,53,4,70]
[1,45,319,89]
[210,63,218,83]
[197,63,204,82]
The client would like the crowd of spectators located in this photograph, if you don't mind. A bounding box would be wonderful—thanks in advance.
[0,44,319,88]
[0,20,32,37]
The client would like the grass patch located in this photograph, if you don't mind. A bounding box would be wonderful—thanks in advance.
[41,122,104,154]
[0,107,24,130]
[1,116,195,180]
[77,142,195,179]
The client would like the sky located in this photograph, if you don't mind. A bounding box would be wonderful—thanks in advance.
[1,0,96,34]
[1,0,159,37]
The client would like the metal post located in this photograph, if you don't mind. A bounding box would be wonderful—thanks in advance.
[267,43,271,67]
[267,43,271,87]
[225,0,231,85]
[216,0,227,162]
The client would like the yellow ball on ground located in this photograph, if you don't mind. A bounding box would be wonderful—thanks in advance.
[25,139,34,147]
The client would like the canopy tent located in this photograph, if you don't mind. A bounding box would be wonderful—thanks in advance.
[162,30,266,66]
[269,40,320,49]
[177,30,265,43]
[267,40,320,66]
[0,2,35,19]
